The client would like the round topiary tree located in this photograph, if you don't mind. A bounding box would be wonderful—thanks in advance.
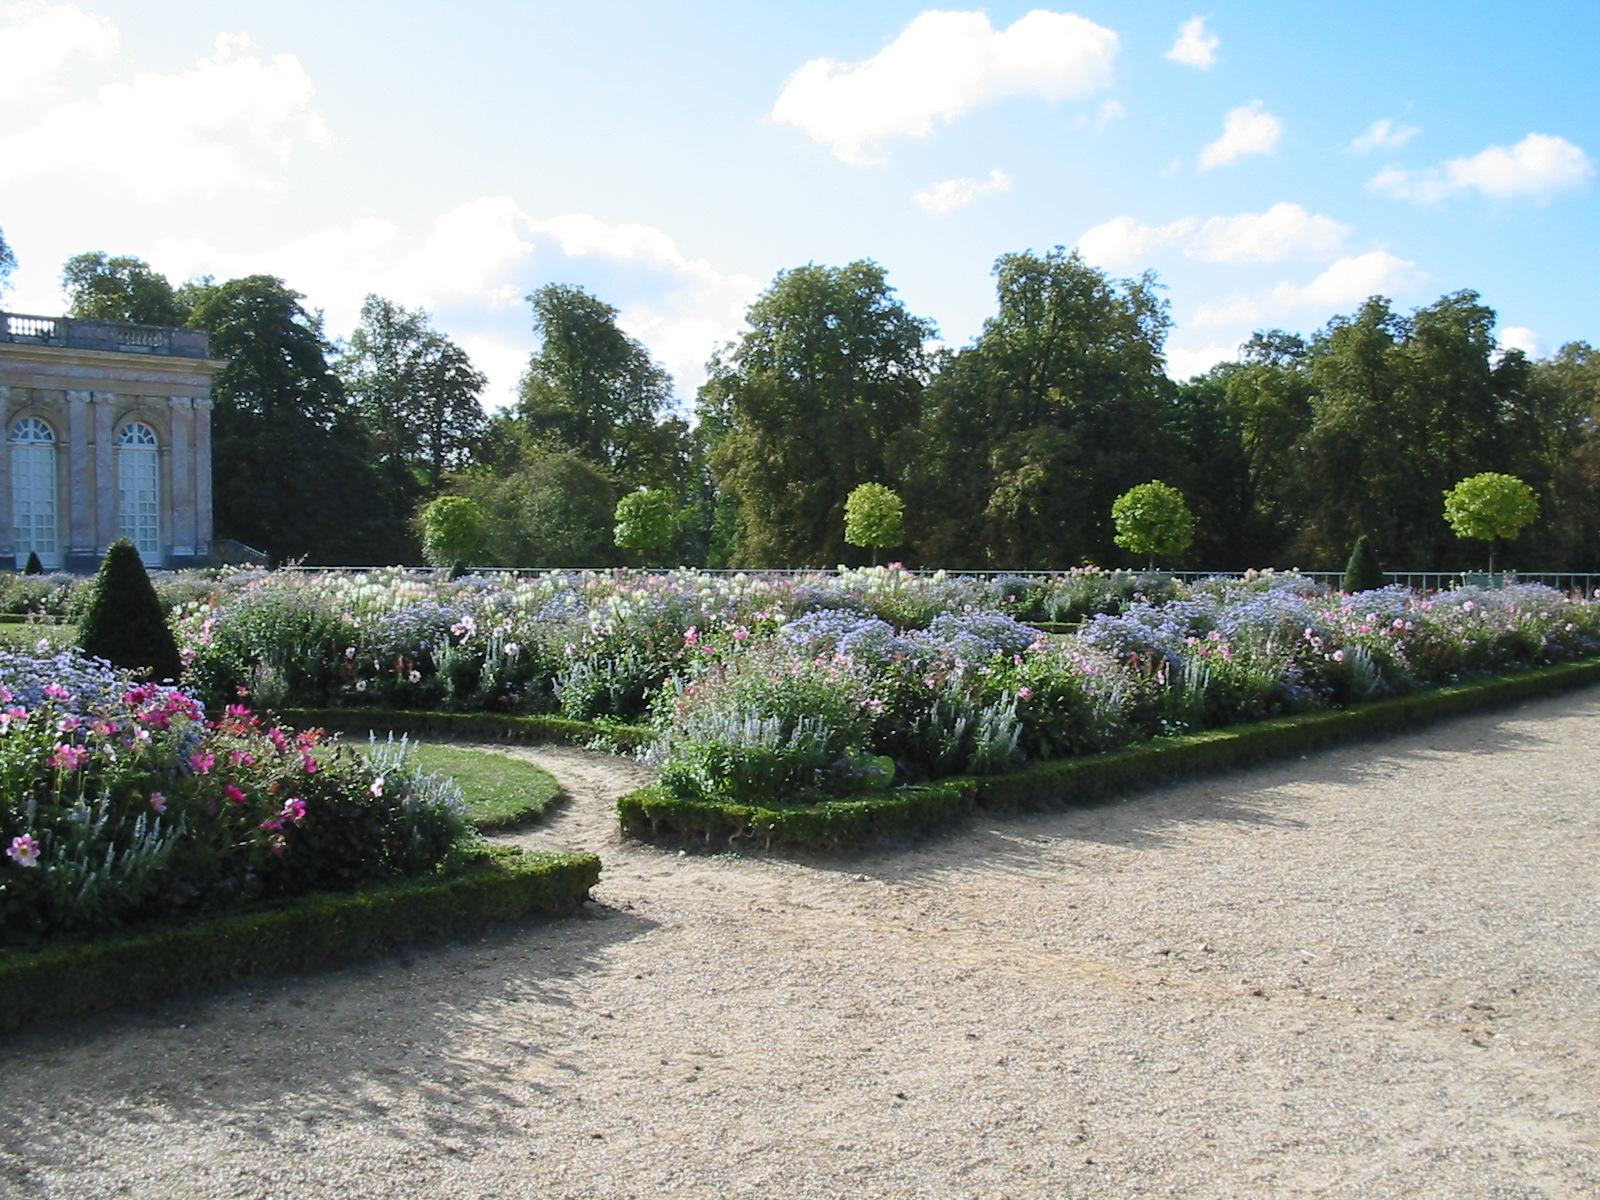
[77,540,182,682]
[417,495,486,570]
[23,551,43,576]
[1442,472,1539,577]
[1343,534,1386,593]
[613,489,677,564]
[1111,480,1195,569]
[843,482,904,565]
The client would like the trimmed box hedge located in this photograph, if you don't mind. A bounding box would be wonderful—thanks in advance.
[284,706,653,751]
[0,844,601,1034]
[619,657,1600,852]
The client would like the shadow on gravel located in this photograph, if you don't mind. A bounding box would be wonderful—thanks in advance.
[0,902,657,1156]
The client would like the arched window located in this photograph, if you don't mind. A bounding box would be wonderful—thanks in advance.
[117,421,160,563]
[10,418,59,570]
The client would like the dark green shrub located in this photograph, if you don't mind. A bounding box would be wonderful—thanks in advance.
[23,551,43,575]
[77,540,182,681]
[1343,535,1386,593]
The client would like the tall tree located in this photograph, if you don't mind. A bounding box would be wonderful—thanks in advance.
[0,225,16,296]
[186,276,409,563]
[339,295,488,489]
[913,249,1178,567]
[703,260,934,565]
[517,284,690,493]
[60,252,187,326]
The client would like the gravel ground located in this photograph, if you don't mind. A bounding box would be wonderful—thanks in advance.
[3,689,1599,1198]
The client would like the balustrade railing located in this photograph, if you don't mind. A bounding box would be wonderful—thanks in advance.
[0,311,211,358]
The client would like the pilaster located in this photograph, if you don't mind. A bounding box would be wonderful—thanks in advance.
[168,395,196,558]
[65,389,94,570]
[194,396,214,557]
[0,385,11,564]
[92,392,115,553]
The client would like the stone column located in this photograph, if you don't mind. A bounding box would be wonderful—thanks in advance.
[168,396,195,558]
[194,396,214,557]
[65,390,93,567]
[92,392,115,553]
[0,385,12,565]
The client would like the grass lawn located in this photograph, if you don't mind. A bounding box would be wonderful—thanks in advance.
[0,622,76,649]
[409,743,564,832]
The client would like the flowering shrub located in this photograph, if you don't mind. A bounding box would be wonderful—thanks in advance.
[0,649,467,947]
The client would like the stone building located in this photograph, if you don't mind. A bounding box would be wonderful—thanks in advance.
[0,312,223,571]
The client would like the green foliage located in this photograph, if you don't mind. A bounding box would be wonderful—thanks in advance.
[0,845,600,1034]
[340,295,488,489]
[186,275,412,564]
[60,252,187,326]
[455,448,617,566]
[843,483,904,558]
[418,495,486,567]
[22,551,42,576]
[1343,535,1386,593]
[1111,480,1195,564]
[283,706,653,752]
[614,489,677,557]
[703,260,933,565]
[77,541,181,681]
[1443,472,1540,545]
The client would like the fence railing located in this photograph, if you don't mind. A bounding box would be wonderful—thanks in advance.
[272,564,1600,594]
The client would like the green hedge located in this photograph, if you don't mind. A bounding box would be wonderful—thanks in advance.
[284,706,653,751]
[620,657,1600,851]
[0,844,601,1034]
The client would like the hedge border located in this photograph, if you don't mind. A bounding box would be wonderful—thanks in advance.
[284,706,652,751]
[618,657,1600,852]
[0,844,601,1035]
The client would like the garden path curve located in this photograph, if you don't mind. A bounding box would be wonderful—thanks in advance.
[3,690,1600,1198]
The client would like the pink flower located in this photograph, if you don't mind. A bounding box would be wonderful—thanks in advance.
[224,784,248,806]
[267,727,289,754]
[369,776,385,799]
[189,751,215,775]
[282,797,307,823]
[301,753,318,775]
[6,834,40,868]
[42,684,69,701]
[57,715,82,734]
[50,743,89,772]
[1018,687,1035,701]
[683,626,699,646]
[732,627,749,641]
[150,791,167,814]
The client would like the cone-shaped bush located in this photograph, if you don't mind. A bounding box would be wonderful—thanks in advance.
[1343,535,1386,594]
[23,551,43,575]
[77,540,182,682]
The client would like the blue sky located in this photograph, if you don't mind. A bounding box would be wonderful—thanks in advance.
[2,1,1596,408]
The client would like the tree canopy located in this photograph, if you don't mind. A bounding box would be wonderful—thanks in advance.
[1111,480,1195,566]
[62,252,188,326]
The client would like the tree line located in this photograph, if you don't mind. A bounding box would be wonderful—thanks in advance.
[10,233,1600,570]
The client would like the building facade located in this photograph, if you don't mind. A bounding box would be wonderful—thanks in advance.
[0,312,223,571]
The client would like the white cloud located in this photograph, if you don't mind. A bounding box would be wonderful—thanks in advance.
[1370,132,1594,202]
[770,9,1118,164]
[1074,98,1126,133]
[1198,100,1282,170]
[1077,203,1348,269]
[1076,215,1196,268]
[1165,17,1219,69]
[0,30,329,199]
[0,1,119,105]
[150,199,760,408]
[1194,250,1422,327]
[1348,117,1418,154]
[1165,342,1241,381]
[1498,325,1540,358]
[1187,203,1350,263]
[913,168,1013,215]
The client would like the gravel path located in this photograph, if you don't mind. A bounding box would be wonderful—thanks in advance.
[4,691,1599,1198]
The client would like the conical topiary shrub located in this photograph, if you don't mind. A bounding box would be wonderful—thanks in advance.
[23,551,43,575]
[1343,534,1386,594]
[77,540,182,682]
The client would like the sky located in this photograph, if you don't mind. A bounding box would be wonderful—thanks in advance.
[2,0,1597,411]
